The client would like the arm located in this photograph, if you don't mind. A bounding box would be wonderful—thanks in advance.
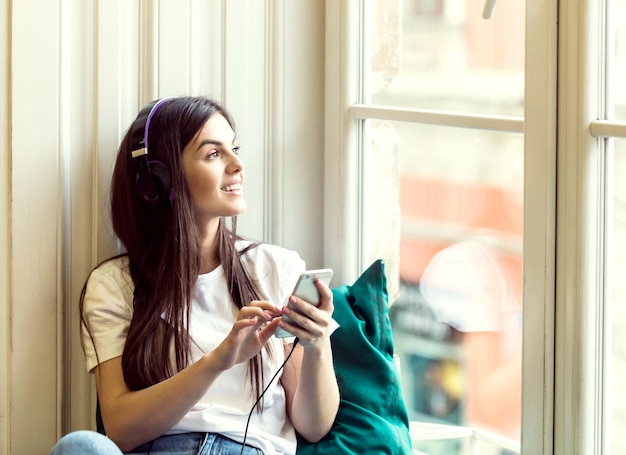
[96,301,283,452]
[463,331,522,434]
[96,353,222,451]
[279,279,340,442]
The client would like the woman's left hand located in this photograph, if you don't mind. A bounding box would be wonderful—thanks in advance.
[279,278,334,348]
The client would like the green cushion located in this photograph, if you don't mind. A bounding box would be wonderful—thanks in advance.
[296,259,412,454]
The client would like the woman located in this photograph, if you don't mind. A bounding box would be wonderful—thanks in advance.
[52,96,339,454]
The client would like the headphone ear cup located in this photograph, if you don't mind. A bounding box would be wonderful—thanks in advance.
[148,160,171,204]
[135,159,171,207]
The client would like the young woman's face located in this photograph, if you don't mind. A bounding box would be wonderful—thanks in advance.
[182,113,246,224]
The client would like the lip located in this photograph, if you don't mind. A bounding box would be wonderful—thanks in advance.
[221,180,243,193]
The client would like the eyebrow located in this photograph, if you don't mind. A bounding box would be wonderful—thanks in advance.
[195,138,237,153]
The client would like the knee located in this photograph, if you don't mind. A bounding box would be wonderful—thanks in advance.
[50,430,122,455]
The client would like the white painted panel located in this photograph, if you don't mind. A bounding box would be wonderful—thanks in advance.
[62,0,98,433]
[159,0,191,96]
[223,0,268,243]
[69,0,155,433]
[323,0,360,286]
[0,0,9,451]
[156,0,225,100]
[11,0,61,451]
[267,0,283,247]
[139,0,159,102]
[279,0,325,268]
[189,0,223,98]
[96,0,141,262]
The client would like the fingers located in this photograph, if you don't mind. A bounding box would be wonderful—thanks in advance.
[228,301,281,346]
[313,279,333,311]
[237,300,286,337]
[256,317,282,340]
[288,278,333,318]
[219,305,282,368]
[249,300,283,313]
[237,300,282,323]
[281,286,334,340]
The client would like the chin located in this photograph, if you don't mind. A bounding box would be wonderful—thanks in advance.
[230,203,247,216]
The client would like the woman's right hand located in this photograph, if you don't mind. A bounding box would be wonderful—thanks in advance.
[211,301,283,370]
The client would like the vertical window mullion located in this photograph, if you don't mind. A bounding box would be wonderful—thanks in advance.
[524,0,558,452]
[555,0,606,453]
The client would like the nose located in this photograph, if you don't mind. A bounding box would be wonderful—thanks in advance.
[227,151,244,173]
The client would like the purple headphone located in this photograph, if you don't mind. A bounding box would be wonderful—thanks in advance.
[129,97,174,207]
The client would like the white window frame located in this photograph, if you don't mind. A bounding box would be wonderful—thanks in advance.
[325,0,557,454]
[556,0,626,453]
[326,0,626,453]
[324,0,551,453]
[524,0,557,452]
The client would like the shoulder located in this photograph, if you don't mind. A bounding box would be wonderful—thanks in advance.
[236,240,305,273]
[89,255,133,289]
[235,240,305,297]
[81,256,134,371]
[83,256,134,312]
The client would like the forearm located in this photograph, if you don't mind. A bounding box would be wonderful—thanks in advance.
[469,351,522,427]
[98,352,225,451]
[290,341,339,442]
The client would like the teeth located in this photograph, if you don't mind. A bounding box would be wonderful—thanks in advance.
[222,183,241,192]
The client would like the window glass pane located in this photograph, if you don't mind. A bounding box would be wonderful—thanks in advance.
[612,0,626,119]
[368,0,525,116]
[364,120,523,453]
[610,139,626,454]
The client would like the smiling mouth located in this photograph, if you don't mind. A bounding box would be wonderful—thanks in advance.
[221,183,242,192]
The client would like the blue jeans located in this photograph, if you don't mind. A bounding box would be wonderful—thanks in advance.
[127,432,263,454]
[49,430,122,454]
[49,431,264,455]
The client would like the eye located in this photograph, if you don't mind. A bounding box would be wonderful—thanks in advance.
[206,150,220,160]
[232,146,240,155]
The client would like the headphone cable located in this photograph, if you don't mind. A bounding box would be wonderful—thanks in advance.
[238,337,299,455]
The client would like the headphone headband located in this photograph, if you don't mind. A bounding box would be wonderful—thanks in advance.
[130,97,174,158]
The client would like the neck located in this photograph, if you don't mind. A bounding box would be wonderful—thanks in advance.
[200,254,220,274]
[198,217,221,274]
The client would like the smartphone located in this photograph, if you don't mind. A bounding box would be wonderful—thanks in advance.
[275,268,334,338]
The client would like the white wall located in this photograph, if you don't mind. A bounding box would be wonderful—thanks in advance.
[0,1,325,453]
[0,0,10,451]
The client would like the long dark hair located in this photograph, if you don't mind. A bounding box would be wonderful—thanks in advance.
[80,96,269,402]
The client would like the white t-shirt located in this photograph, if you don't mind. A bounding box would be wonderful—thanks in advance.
[81,241,305,455]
